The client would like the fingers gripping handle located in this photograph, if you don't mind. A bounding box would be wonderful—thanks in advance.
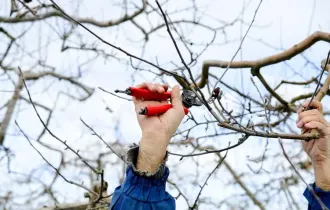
[302,106,320,139]
[130,87,171,101]
[139,104,189,116]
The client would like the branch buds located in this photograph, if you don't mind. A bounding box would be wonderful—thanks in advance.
[208,87,223,104]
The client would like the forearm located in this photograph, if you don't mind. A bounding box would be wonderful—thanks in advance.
[136,132,168,173]
[313,159,330,191]
[303,159,330,209]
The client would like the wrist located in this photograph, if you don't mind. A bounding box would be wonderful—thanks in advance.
[140,132,169,155]
[137,134,169,173]
[313,159,330,191]
[136,148,166,173]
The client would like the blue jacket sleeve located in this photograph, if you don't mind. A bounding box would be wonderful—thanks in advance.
[304,183,330,210]
[110,145,175,210]
[110,166,175,210]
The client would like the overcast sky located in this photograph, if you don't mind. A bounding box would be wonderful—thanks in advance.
[1,0,330,209]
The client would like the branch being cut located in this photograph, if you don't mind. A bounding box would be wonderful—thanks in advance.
[218,122,318,140]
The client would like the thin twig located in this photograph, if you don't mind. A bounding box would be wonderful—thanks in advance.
[217,98,244,128]
[48,0,188,83]
[80,118,125,161]
[155,0,224,129]
[155,0,211,110]
[250,77,272,132]
[281,180,294,210]
[169,135,248,159]
[18,67,100,174]
[281,180,300,210]
[167,179,190,207]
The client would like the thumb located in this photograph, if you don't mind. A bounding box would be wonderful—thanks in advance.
[171,85,183,110]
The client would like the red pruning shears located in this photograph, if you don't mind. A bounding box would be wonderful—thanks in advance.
[115,87,203,116]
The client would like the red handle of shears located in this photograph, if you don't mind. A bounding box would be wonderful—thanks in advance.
[129,87,171,101]
[141,104,189,116]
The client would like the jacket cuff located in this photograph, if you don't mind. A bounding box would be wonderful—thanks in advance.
[126,145,168,179]
[303,183,330,209]
[110,165,175,209]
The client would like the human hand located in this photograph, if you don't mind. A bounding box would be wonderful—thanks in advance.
[133,82,185,172]
[297,100,330,190]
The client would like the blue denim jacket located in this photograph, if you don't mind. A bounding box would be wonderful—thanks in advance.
[110,146,330,210]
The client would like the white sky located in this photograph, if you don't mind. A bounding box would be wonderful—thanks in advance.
[1,0,330,209]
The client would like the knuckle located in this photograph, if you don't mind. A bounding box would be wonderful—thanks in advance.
[312,109,319,113]
[301,118,308,123]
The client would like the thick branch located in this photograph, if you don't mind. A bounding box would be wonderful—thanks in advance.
[23,71,94,101]
[255,71,289,107]
[202,31,330,74]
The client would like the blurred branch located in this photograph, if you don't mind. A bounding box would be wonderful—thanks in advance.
[0,76,23,145]
[2,0,147,28]
[46,0,189,84]
[23,71,94,101]
[221,153,265,210]
[190,148,229,209]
